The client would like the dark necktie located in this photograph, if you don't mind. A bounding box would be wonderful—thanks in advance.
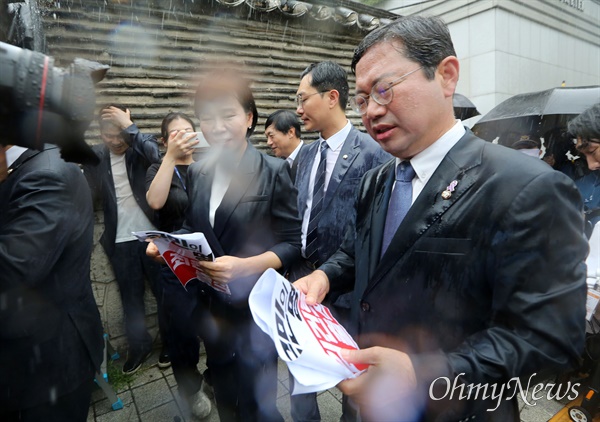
[305,141,329,266]
[381,161,416,256]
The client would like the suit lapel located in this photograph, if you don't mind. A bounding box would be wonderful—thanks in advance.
[192,159,226,257]
[212,142,258,238]
[366,133,484,294]
[290,144,307,184]
[7,148,41,176]
[367,160,396,277]
[195,159,214,231]
[295,141,319,215]
[323,127,360,209]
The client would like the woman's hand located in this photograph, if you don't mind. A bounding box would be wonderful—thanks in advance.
[164,130,199,162]
[146,241,165,264]
[197,256,248,284]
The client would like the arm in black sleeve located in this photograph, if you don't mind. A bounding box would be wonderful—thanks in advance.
[268,160,302,269]
[123,123,161,164]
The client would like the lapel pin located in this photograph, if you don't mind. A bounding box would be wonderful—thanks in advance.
[441,180,458,200]
[342,154,348,160]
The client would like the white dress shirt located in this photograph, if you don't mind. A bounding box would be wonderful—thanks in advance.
[301,120,352,254]
[395,120,465,204]
[209,163,234,227]
[6,145,28,168]
[286,141,304,168]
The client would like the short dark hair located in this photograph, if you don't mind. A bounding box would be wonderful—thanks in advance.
[265,110,301,139]
[570,103,600,150]
[351,16,456,80]
[300,61,349,111]
[160,112,196,140]
[194,68,258,138]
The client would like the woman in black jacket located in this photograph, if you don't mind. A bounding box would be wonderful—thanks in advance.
[149,69,301,422]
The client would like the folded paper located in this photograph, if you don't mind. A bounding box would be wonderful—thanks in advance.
[249,268,366,394]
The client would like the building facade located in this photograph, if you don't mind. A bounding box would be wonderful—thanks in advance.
[379,0,600,114]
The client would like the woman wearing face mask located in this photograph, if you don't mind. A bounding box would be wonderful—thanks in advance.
[145,112,212,420]
[148,69,301,422]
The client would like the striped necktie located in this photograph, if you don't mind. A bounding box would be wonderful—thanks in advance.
[305,141,329,267]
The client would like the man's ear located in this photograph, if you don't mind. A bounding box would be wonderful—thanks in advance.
[328,89,340,110]
[286,128,296,138]
[437,56,460,99]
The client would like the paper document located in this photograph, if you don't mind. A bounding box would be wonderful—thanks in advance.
[249,269,366,394]
[133,230,230,295]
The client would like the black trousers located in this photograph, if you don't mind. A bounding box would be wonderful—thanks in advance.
[161,268,205,398]
[1,379,93,422]
[199,294,282,422]
[110,240,168,353]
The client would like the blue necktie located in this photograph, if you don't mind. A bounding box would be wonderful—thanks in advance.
[381,162,416,256]
[305,141,329,266]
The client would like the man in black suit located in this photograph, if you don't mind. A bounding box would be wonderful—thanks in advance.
[0,144,103,421]
[291,61,390,422]
[84,105,169,374]
[295,16,588,421]
[265,109,305,182]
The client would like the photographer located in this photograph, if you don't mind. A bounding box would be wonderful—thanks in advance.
[0,143,103,421]
[0,35,110,421]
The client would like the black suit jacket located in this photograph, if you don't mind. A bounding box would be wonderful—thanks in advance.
[293,126,390,308]
[320,131,588,421]
[0,146,103,411]
[295,126,391,268]
[289,143,307,183]
[83,124,160,256]
[182,141,302,306]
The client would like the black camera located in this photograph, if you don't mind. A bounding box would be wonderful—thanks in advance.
[0,42,109,164]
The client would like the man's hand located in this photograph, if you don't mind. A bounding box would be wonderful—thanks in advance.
[293,270,330,305]
[197,256,247,284]
[339,347,419,421]
[146,241,165,264]
[101,106,134,130]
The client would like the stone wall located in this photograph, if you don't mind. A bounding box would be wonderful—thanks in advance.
[40,0,394,350]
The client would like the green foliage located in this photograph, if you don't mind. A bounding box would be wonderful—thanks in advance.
[358,0,385,6]
[106,360,136,391]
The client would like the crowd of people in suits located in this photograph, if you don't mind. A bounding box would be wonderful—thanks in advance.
[1,14,598,422]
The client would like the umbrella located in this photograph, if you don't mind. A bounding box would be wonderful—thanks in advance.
[453,93,480,121]
[471,85,600,146]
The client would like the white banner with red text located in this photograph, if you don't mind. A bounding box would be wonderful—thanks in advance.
[249,268,366,394]
[133,230,230,295]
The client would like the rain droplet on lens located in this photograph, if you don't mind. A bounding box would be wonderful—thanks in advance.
[49,386,58,404]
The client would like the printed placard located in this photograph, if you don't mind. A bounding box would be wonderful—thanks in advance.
[249,269,366,394]
[133,230,230,295]
[587,288,600,322]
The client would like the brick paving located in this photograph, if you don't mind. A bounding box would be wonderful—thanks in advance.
[88,348,580,422]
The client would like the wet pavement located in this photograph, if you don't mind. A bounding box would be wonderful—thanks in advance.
[87,347,343,422]
[88,347,577,422]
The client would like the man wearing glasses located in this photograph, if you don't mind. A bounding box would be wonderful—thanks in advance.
[295,16,587,422]
[291,61,390,422]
